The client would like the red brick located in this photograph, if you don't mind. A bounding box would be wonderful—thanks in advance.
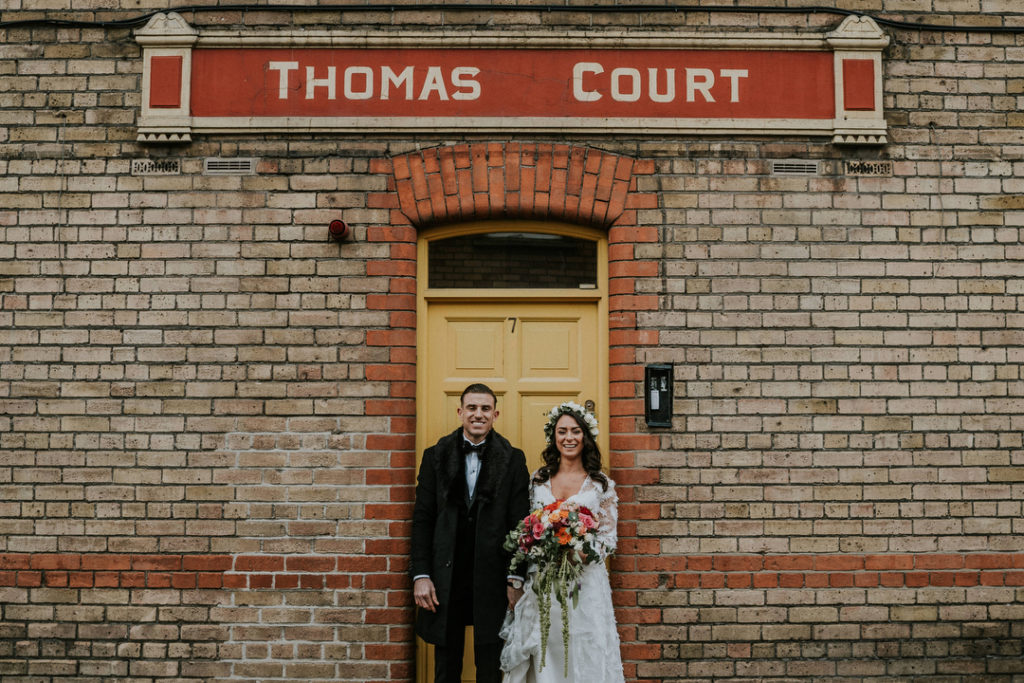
[805,573,829,588]
[95,572,119,588]
[865,554,914,570]
[222,574,247,589]
[714,556,763,572]
[274,574,299,589]
[829,572,855,587]
[325,575,352,589]
[249,574,273,589]
[68,571,94,588]
[17,571,42,587]
[366,260,416,277]
[674,573,699,588]
[363,540,408,557]
[234,556,285,572]
[171,572,197,589]
[905,572,929,587]
[0,554,30,570]
[880,572,905,587]
[916,554,963,570]
[700,573,726,588]
[854,573,879,587]
[954,571,980,586]
[197,573,224,588]
[147,572,171,588]
[44,571,68,587]
[121,572,146,587]
[132,554,181,571]
[299,574,325,589]
[286,556,336,572]
[366,294,416,312]
[779,573,805,588]
[80,554,129,571]
[30,553,81,570]
[182,555,232,572]
[726,573,752,588]
[964,553,1015,569]
[815,556,864,571]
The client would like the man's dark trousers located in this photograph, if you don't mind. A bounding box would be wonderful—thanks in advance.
[433,480,502,683]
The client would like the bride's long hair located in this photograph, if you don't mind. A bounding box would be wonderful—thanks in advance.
[532,411,609,492]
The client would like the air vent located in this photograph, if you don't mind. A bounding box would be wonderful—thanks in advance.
[771,160,820,176]
[203,157,258,175]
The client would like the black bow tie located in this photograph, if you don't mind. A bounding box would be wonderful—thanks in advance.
[463,441,486,458]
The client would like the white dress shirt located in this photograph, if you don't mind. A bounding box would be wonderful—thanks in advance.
[464,437,485,499]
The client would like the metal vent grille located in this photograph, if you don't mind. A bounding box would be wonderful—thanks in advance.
[203,157,258,175]
[771,160,820,176]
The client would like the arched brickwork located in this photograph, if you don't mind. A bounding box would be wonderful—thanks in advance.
[389,142,636,229]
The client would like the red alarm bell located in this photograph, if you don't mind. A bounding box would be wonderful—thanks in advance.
[328,219,350,241]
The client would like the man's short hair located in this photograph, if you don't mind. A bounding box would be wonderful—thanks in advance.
[460,383,497,406]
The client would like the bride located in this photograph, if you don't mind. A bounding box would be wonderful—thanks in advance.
[500,402,625,683]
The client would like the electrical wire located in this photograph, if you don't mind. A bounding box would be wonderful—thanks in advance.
[0,3,1022,33]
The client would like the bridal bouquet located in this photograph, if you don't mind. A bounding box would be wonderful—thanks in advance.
[504,499,602,674]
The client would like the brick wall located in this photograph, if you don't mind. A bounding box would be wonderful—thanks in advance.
[1,3,1023,682]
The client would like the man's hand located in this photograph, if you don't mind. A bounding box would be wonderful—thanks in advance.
[414,577,439,612]
[507,584,524,609]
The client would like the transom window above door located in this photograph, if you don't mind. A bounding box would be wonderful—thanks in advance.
[427,231,598,289]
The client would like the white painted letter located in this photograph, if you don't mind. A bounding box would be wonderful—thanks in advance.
[268,61,298,100]
[418,66,449,100]
[306,65,336,100]
[611,67,641,102]
[572,62,603,102]
[451,67,481,101]
[721,69,748,102]
[344,66,374,100]
[381,66,414,100]
[648,67,675,103]
[686,68,715,103]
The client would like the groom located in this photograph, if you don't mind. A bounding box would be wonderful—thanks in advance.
[411,383,530,683]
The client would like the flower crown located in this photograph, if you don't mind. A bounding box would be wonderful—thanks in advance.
[543,401,599,445]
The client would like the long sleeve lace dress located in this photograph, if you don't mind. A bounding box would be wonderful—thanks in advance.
[499,474,625,683]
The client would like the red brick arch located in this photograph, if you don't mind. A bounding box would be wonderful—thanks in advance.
[388,142,636,228]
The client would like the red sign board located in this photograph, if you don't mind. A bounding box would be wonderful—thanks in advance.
[191,48,835,120]
[135,12,889,144]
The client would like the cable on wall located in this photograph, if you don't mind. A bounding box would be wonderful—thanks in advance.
[0,4,1023,33]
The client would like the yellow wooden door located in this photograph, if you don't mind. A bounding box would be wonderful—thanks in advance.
[416,299,606,683]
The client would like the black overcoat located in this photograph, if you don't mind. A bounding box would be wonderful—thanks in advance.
[411,427,530,646]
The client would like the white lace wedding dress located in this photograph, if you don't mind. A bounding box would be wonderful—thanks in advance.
[499,475,625,683]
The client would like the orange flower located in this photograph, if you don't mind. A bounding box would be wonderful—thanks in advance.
[556,528,572,545]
